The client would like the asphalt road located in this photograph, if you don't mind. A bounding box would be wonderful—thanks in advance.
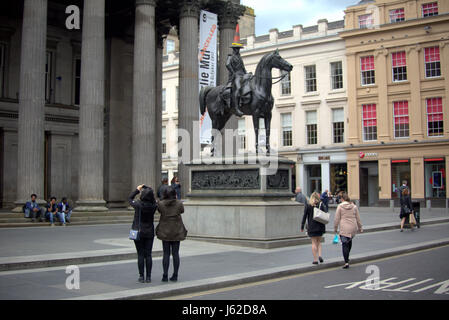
[174,245,449,300]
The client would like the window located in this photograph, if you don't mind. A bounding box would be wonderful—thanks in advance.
[305,65,316,93]
[424,46,441,78]
[238,119,246,150]
[45,51,54,103]
[162,126,166,154]
[281,71,291,95]
[425,158,446,199]
[0,43,6,98]
[392,51,407,82]
[391,161,411,199]
[393,101,409,138]
[422,2,438,17]
[362,104,377,141]
[281,113,292,146]
[358,14,374,28]
[73,57,81,105]
[166,39,175,54]
[330,61,343,90]
[162,88,166,112]
[306,111,317,145]
[332,108,344,143]
[390,8,405,22]
[426,97,443,137]
[360,56,375,85]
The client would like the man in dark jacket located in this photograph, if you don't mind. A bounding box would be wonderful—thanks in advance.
[157,178,169,200]
[295,187,307,204]
[25,194,44,222]
[320,189,330,212]
[57,197,72,223]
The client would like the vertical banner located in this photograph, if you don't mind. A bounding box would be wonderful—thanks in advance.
[198,10,217,145]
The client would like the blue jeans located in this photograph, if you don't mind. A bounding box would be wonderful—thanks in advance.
[46,212,65,224]
[64,210,72,221]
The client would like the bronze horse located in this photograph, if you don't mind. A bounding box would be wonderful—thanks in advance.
[199,49,293,155]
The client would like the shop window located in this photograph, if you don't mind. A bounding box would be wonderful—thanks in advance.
[306,110,317,145]
[360,56,375,85]
[422,2,438,17]
[426,97,443,137]
[424,46,441,78]
[330,61,343,90]
[281,71,291,95]
[392,51,407,82]
[391,160,411,199]
[393,101,409,138]
[425,158,446,199]
[358,14,374,28]
[305,65,316,93]
[362,104,377,141]
[307,165,322,194]
[390,8,405,22]
[281,113,292,146]
[330,164,347,195]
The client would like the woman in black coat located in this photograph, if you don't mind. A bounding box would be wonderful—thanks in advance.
[301,192,326,265]
[399,187,413,232]
[128,184,157,283]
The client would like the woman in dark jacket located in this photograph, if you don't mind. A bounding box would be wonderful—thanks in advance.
[128,184,157,283]
[156,186,187,282]
[301,192,326,265]
[170,176,181,200]
[399,187,413,232]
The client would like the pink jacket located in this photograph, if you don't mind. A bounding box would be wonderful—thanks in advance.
[334,202,363,238]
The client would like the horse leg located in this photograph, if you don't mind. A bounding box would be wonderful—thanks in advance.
[264,114,271,155]
[252,115,259,155]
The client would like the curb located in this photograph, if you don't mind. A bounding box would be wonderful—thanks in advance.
[0,250,163,272]
[67,237,449,300]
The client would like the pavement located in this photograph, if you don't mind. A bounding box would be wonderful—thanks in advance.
[0,206,448,300]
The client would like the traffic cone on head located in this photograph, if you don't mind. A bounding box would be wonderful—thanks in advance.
[231,23,243,48]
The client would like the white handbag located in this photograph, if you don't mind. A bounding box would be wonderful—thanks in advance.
[313,204,330,224]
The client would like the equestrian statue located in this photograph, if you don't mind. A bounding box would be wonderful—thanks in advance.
[199,31,293,156]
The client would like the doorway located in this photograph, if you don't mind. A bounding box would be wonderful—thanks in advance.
[359,161,379,207]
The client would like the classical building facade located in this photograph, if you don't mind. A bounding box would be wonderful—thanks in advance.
[161,19,348,197]
[342,0,449,207]
[0,0,246,209]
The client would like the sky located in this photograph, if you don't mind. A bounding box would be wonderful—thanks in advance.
[240,0,359,36]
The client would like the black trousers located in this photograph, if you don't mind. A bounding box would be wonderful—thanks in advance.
[162,240,180,277]
[134,237,154,277]
[340,236,353,263]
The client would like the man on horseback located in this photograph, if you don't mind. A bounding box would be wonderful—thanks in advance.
[221,25,247,117]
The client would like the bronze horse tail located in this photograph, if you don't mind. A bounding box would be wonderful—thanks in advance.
[199,86,212,116]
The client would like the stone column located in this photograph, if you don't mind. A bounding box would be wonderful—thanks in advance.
[14,0,48,211]
[155,28,167,190]
[407,45,423,140]
[131,0,157,191]
[375,49,389,142]
[76,0,107,211]
[178,0,200,198]
[218,2,244,157]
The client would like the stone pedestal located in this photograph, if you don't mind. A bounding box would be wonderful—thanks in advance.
[183,155,307,248]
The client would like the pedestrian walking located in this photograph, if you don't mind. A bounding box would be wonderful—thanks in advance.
[334,192,363,269]
[128,184,157,283]
[156,186,187,282]
[171,176,181,200]
[294,187,307,204]
[301,192,326,265]
[399,188,414,232]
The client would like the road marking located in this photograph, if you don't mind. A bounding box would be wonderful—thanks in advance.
[383,279,434,292]
[162,244,449,300]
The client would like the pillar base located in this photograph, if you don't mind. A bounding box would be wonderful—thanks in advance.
[75,200,108,212]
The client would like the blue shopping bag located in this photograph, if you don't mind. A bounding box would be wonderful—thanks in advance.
[332,234,339,244]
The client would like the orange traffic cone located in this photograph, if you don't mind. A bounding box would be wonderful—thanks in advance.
[231,23,243,48]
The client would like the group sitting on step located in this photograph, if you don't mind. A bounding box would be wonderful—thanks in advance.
[23,194,72,226]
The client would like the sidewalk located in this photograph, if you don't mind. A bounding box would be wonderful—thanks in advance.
[0,222,448,300]
[0,207,447,271]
